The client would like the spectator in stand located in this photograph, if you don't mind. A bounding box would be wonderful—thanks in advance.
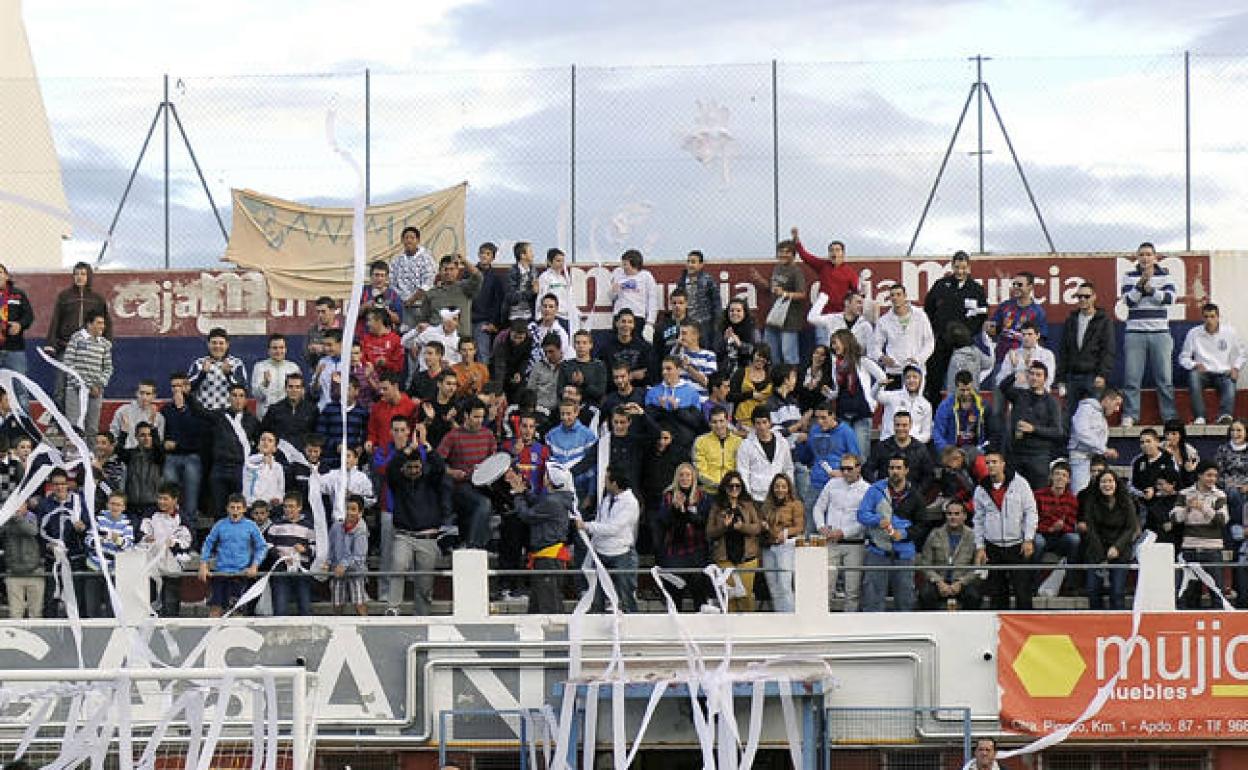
[674,323,718,398]
[918,499,982,611]
[694,406,742,494]
[1216,419,1248,532]
[943,322,993,399]
[1173,461,1229,609]
[1129,428,1179,501]
[579,464,641,613]
[187,326,248,414]
[922,447,977,544]
[601,308,654,390]
[654,462,714,611]
[655,288,692,367]
[1162,419,1202,489]
[37,468,89,617]
[528,334,564,416]
[437,398,497,549]
[986,271,1048,371]
[161,373,207,527]
[451,338,489,398]
[506,241,539,324]
[1032,460,1080,567]
[791,227,859,314]
[118,421,163,520]
[871,284,934,388]
[470,242,506,361]
[385,439,452,616]
[972,448,1038,611]
[728,343,773,424]
[702,374,735,428]
[371,415,414,603]
[1082,470,1138,611]
[811,453,869,611]
[365,373,416,455]
[91,432,126,512]
[0,389,39,447]
[611,249,661,341]
[1068,388,1122,493]
[558,331,607,406]
[1056,281,1115,411]
[796,344,833,413]
[304,296,340,370]
[829,328,887,455]
[1180,303,1244,425]
[923,252,990,402]
[328,494,371,616]
[508,462,573,614]
[250,334,301,420]
[601,362,646,420]
[2,499,43,618]
[109,380,164,450]
[764,364,804,444]
[498,412,551,587]
[311,329,346,411]
[358,260,403,334]
[999,361,1065,490]
[62,311,112,440]
[243,431,285,507]
[422,370,461,449]
[267,492,315,616]
[996,322,1056,391]
[198,494,267,617]
[933,370,988,462]
[797,402,861,516]
[45,262,111,408]
[716,298,757,376]
[358,309,405,380]
[410,308,464,370]
[640,428,684,550]
[707,470,763,612]
[808,288,873,355]
[0,264,36,409]
[139,482,192,617]
[1120,243,1178,426]
[867,411,935,490]
[677,250,722,348]
[536,248,573,330]
[547,399,598,515]
[191,383,260,521]
[1142,467,1183,549]
[419,255,483,339]
[759,473,803,613]
[751,240,807,365]
[737,406,794,505]
[493,321,536,402]
[317,377,368,463]
[857,454,921,612]
[259,373,318,452]
[83,492,135,617]
[877,364,933,448]
[391,225,437,331]
[408,340,448,403]
[603,406,653,500]
[645,357,705,453]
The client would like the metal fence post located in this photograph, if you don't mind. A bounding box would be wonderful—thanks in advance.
[365,68,371,206]
[771,59,780,250]
[1184,51,1191,251]
[570,64,577,262]
[163,73,170,268]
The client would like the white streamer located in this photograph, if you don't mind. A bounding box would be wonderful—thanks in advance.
[278,440,330,574]
[36,346,89,431]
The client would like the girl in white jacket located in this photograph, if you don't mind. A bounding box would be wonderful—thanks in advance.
[736,405,795,503]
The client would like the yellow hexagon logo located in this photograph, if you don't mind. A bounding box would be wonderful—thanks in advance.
[1012,634,1086,698]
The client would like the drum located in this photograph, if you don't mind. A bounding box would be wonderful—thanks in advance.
[473,452,521,513]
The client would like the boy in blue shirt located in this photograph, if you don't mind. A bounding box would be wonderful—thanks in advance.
[198,494,268,617]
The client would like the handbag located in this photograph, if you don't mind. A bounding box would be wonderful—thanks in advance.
[765,297,791,329]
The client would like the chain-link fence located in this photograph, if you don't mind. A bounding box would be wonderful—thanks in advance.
[8,53,1247,270]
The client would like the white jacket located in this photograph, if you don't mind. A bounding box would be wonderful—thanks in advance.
[871,305,935,376]
[585,488,640,557]
[811,477,870,539]
[972,472,1038,549]
[876,385,933,444]
[1180,323,1246,374]
[737,430,795,503]
[994,344,1056,390]
[610,268,661,328]
[251,359,302,419]
[807,293,873,351]
[1068,398,1108,456]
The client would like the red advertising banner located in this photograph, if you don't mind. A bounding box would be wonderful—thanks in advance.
[12,252,1209,339]
[999,612,1248,740]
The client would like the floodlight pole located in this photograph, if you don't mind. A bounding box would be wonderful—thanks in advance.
[97,74,228,267]
[907,55,1055,255]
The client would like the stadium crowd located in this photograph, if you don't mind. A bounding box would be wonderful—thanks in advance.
[1,229,1246,618]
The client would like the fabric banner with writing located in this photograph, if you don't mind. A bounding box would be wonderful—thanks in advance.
[223,183,466,299]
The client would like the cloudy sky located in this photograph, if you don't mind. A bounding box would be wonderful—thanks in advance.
[20,0,1248,268]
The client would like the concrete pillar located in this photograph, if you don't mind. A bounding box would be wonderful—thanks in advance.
[452,548,490,621]
[1135,542,1177,612]
[793,544,830,618]
[114,549,152,624]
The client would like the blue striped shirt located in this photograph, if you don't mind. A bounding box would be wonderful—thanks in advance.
[1121,265,1175,333]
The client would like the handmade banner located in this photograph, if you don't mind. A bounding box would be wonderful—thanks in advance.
[223,183,466,299]
[999,612,1248,740]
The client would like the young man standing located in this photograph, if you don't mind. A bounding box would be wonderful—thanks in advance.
[391,225,437,330]
[856,454,920,612]
[365,373,417,455]
[161,373,207,526]
[506,241,539,324]
[932,370,988,461]
[1119,243,1177,426]
[998,361,1065,491]
[419,254,483,337]
[110,379,164,450]
[1179,302,1244,424]
[808,288,873,351]
[1069,389,1123,492]
[791,226,859,314]
[1055,281,1115,409]
[577,465,640,613]
[304,296,340,369]
[358,260,404,334]
[359,309,405,380]
[922,251,989,405]
[693,406,742,494]
[558,330,608,406]
[436,399,497,550]
[598,309,653,390]
[259,373,318,451]
[528,294,571,364]
[871,285,934,388]
[198,494,267,618]
[752,240,807,365]
[470,242,506,361]
[676,250,722,348]
[63,312,112,440]
[811,453,870,611]
[987,271,1048,369]
[737,406,794,504]
[973,448,1038,611]
[250,334,302,420]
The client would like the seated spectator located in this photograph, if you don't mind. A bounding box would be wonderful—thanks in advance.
[1163,419,1202,489]
[1216,420,1248,591]
[867,412,934,491]
[198,494,267,618]
[243,431,285,507]
[348,341,380,410]
[528,294,572,364]
[972,449,1038,611]
[694,406,742,494]
[451,337,490,398]
[796,344,833,413]
[933,370,988,462]
[810,453,869,612]
[994,321,1056,391]
[328,494,371,616]
[675,322,718,397]
[918,500,982,610]
[856,454,921,612]
[1082,470,1138,611]
[1129,428,1179,501]
[700,373,735,428]
[653,462,713,611]
[1,498,43,619]
[598,309,653,390]
[645,356,706,452]
[493,321,536,402]
[1179,302,1244,425]
[558,330,608,406]
[407,340,449,402]
[716,298,757,375]
[1141,467,1183,548]
[706,470,762,612]
[528,334,564,416]
[84,491,135,618]
[109,380,164,450]
[727,344,773,424]
[1033,460,1081,566]
[796,401,861,515]
[944,321,993,398]
[1173,461,1229,609]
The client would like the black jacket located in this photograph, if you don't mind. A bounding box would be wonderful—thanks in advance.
[515,489,575,550]
[385,447,453,533]
[867,437,936,492]
[260,397,320,450]
[999,378,1065,456]
[924,274,988,348]
[190,398,259,467]
[1056,308,1116,383]
[0,283,35,352]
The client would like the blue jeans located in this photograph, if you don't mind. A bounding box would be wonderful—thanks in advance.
[0,350,30,410]
[843,417,871,465]
[1034,531,1081,562]
[1187,369,1236,420]
[591,548,638,613]
[861,551,916,612]
[452,483,492,549]
[1123,332,1176,421]
[376,510,394,602]
[270,571,311,616]
[761,543,795,612]
[764,328,800,365]
[472,321,497,363]
[1086,564,1128,610]
[163,454,203,525]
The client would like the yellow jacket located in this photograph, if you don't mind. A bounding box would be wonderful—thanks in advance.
[693,431,743,492]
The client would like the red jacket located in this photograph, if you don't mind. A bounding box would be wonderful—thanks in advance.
[367,393,418,449]
[796,240,859,312]
[359,330,405,376]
